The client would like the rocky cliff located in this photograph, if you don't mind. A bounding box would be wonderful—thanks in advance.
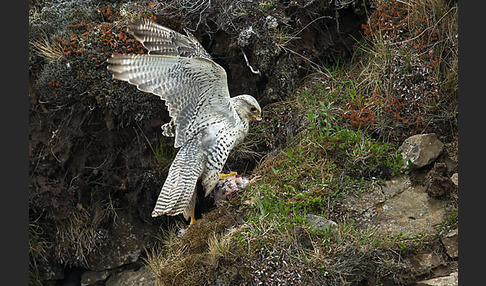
[29,0,458,285]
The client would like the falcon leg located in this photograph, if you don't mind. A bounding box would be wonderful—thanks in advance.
[219,172,237,180]
[190,207,196,225]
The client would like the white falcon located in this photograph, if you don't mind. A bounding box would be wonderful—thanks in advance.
[107,20,262,224]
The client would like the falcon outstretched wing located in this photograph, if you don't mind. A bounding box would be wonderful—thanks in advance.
[107,54,235,148]
[127,20,211,59]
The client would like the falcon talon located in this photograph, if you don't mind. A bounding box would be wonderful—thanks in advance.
[219,172,238,180]
[107,20,262,224]
[214,174,251,203]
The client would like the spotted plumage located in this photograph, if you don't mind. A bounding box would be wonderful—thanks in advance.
[106,20,262,222]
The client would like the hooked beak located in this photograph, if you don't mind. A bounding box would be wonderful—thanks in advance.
[254,114,262,121]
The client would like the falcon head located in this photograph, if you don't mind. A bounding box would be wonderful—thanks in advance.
[233,94,262,122]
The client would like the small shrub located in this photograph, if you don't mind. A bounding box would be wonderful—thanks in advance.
[358,0,457,134]
[333,128,403,178]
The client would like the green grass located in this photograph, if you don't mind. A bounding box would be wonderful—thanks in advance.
[439,207,458,236]
[152,137,177,167]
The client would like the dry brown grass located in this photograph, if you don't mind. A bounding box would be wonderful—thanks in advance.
[353,0,457,136]
[30,38,64,61]
[53,208,103,267]
[143,206,240,286]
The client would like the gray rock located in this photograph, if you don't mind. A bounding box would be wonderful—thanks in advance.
[450,173,458,186]
[344,186,385,214]
[306,214,337,231]
[105,267,156,286]
[381,176,412,199]
[410,252,444,276]
[372,176,446,235]
[343,185,385,225]
[342,175,448,237]
[352,177,411,225]
[417,271,458,286]
[425,162,455,198]
[399,133,444,170]
[440,228,458,259]
[80,270,110,286]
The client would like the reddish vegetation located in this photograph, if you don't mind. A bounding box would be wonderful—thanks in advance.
[348,0,454,129]
[54,5,148,65]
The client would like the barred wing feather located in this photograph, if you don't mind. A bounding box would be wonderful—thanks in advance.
[107,54,233,148]
[128,20,211,59]
[151,136,204,219]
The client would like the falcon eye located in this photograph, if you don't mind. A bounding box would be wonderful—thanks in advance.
[250,106,258,113]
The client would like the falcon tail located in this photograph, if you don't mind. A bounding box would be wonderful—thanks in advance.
[152,137,204,220]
